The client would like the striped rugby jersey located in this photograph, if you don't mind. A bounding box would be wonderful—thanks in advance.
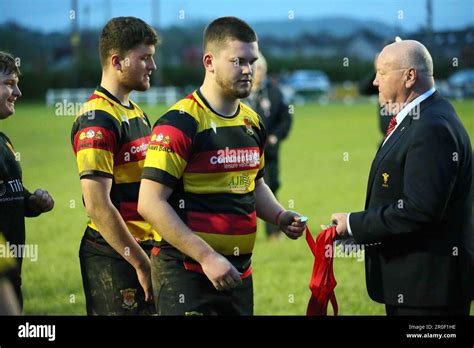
[142,89,266,267]
[71,86,160,243]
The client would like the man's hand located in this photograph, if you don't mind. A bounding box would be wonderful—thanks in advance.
[278,210,306,239]
[331,213,349,237]
[200,252,242,291]
[135,262,153,302]
[28,189,54,214]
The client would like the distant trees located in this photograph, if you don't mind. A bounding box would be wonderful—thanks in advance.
[1,22,471,100]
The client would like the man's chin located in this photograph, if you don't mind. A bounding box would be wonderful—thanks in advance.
[126,80,150,92]
[134,83,150,92]
[0,107,14,119]
[234,88,251,99]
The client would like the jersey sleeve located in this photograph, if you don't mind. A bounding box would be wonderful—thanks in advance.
[71,110,121,178]
[142,110,198,188]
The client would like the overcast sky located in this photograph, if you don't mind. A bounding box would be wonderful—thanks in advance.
[1,0,472,33]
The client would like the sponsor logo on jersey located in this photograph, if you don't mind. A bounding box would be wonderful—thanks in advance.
[130,142,148,155]
[244,116,254,135]
[228,173,251,192]
[86,129,95,139]
[210,147,260,167]
[149,133,173,153]
[151,132,167,144]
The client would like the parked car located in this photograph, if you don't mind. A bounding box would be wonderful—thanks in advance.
[281,70,331,103]
[444,69,474,99]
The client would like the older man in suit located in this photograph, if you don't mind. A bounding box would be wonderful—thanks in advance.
[331,40,473,315]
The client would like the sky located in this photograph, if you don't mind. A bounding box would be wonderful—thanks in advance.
[0,0,473,33]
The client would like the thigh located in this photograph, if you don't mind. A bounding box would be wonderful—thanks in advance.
[152,252,254,316]
[151,253,224,315]
[80,244,154,316]
[223,274,254,315]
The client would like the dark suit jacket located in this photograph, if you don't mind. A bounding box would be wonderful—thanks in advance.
[350,91,473,307]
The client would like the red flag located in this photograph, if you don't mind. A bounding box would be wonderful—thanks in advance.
[305,226,338,316]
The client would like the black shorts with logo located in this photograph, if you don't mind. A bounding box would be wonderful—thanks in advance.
[151,247,253,316]
[79,233,156,316]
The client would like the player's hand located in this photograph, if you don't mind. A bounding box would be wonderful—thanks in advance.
[135,262,153,302]
[278,210,306,239]
[28,189,54,213]
[200,252,242,291]
[331,213,349,237]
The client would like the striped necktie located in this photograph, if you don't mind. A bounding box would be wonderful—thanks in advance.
[384,115,397,140]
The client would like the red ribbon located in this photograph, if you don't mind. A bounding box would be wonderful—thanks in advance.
[305,226,338,316]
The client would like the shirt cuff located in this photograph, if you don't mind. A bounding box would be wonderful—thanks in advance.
[347,213,353,236]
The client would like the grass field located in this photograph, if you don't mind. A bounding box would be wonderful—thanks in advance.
[2,98,473,315]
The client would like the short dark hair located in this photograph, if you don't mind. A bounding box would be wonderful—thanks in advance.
[99,17,159,66]
[203,17,257,53]
[0,51,20,76]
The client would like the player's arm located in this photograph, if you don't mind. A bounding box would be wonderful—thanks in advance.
[138,179,242,290]
[81,175,152,301]
[254,178,305,239]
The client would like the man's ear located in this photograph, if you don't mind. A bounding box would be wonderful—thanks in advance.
[405,68,417,88]
[203,52,214,73]
[110,53,123,72]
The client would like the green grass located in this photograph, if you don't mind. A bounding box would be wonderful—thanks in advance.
[2,98,473,315]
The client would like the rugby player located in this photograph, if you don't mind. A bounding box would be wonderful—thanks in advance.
[0,51,54,311]
[71,17,160,315]
[138,17,306,315]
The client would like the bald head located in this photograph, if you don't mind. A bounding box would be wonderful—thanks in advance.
[380,40,434,86]
[374,40,435,111]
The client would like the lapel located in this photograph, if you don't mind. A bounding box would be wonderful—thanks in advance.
[364,92,441,206]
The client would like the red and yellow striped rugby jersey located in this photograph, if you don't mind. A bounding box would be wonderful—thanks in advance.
[71,86,161,243]
[142,89,266,265]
